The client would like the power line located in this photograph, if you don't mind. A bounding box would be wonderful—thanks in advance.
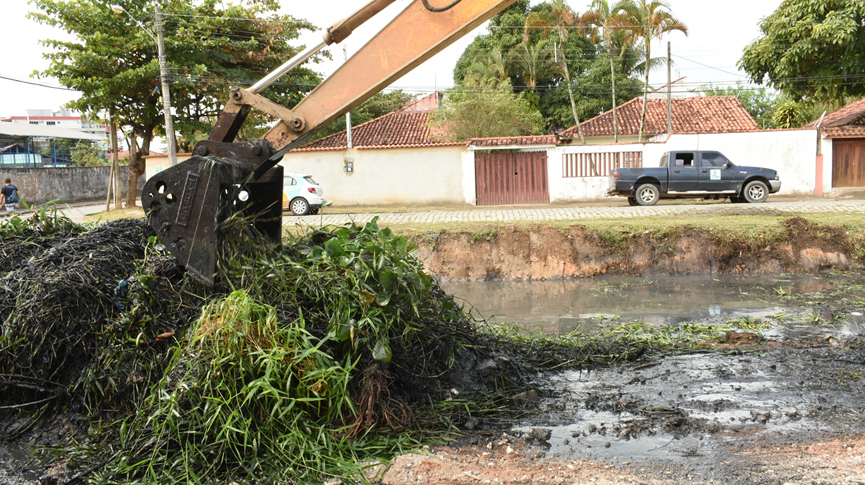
[0,75,79,91]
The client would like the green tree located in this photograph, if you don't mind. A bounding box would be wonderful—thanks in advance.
[772,101,808,129]
[701,83,783,129]
[739,0,865,104]
[30,0,321,206]
[583,0,637,142]
[508,40,557,93]
[622,0,687,139]
[524,0,586,143]
[465,46,512,84]
[69,141,109,167]
[427,75,545,142]
[453,0,532,86]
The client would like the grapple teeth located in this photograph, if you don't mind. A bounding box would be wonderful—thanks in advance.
[142,155,283,286]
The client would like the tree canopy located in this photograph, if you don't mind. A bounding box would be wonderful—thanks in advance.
[739,0,865,104]
[30,0,322,205]
[428,75,545,142]
[452,0,643,135]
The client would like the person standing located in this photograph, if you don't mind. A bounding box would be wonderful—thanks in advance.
[0,178,21,213]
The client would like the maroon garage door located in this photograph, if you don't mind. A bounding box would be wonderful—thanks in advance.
[475,151,549,205]
[833,139,865,187]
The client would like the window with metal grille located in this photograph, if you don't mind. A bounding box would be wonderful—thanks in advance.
[562,151,643,178]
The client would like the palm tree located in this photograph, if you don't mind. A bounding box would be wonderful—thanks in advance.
[508,39,556,93]
[583,0,635,142]
[524,0,586,143]
[625,0,688,139]
[466,46,512,84]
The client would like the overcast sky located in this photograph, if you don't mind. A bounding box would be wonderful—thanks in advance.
[1,0,782,119]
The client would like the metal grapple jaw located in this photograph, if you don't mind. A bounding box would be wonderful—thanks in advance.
[141,140,283,286]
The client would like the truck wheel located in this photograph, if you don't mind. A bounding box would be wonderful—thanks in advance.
[743,181,768,203]
[627,197,638,206]
[290,197,310,215]
[635,184,660,206]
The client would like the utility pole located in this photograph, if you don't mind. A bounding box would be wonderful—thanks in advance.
[106,109,121,211]
[344,45,353,149]
[667,41,672,134]
[155,6,177,166]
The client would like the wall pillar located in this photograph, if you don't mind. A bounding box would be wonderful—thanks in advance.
[815,154,824,197]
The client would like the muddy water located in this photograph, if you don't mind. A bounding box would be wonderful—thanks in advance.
[445,273,865,478]
[442,273,865,340]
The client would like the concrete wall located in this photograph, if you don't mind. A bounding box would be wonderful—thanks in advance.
[549,129,819,202]
[0,166,145,205]
[278,145,469,206]
[144,154,194,180]
[820,135,834,194]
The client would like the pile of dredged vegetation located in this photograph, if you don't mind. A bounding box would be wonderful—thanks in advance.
[0,211,652,484]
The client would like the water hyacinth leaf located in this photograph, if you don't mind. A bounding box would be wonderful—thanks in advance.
[335,319,354,341]
[389,236,406,253]
[379,271,398,293]
[373,340,392,363]
[364,242,384,256]
[308,246,324,260]
[325,238,346,258]
[334,227,351,240]
[363,217,380,233]
[408,272,432,292]
[375,292,391,307]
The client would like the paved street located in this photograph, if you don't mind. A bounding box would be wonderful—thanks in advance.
[5,198,863,226]
[284,199,865,226]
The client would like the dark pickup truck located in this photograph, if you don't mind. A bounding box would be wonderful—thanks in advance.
[607,150,781,206]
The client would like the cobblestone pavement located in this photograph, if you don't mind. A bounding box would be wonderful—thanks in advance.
[284,199,865,227]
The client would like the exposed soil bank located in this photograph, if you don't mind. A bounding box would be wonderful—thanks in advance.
[418,217,864,280]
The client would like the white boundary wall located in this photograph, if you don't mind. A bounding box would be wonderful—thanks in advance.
[279,145,468,206]
[548,129,819,202]
[276,130,821,206]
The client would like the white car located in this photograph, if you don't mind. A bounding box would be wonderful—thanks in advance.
[282,173,328,215]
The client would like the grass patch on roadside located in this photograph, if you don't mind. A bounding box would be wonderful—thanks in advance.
[83,205,146,223]
[293,212,864,248]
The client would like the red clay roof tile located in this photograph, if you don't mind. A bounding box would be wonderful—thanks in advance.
[805,97,865,129]
[559,96,760,138]
[296,93,457,151]
[805,98,865,131]
[822,125,865,138]
[467,135,558,148]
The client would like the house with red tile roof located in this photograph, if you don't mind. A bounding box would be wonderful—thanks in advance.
[466,91,823,204]
[802,97,865,190]
[295,93,451,152]
[278,93,479,207]
[555,95,760,145]
[279,89,826,207]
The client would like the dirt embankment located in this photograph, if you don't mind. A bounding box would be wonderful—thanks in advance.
[417,217,864,280]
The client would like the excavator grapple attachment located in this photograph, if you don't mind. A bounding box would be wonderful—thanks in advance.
[142,142,283,286]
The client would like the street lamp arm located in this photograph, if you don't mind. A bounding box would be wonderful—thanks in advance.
[110,5,157,41]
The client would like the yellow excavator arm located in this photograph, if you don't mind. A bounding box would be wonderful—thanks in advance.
[142,0,517,285]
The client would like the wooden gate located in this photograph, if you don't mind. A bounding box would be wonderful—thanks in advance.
[833,139,865,187]
[475,151,549,205]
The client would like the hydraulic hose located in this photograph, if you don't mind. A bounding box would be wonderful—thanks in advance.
[422,0,463,12]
